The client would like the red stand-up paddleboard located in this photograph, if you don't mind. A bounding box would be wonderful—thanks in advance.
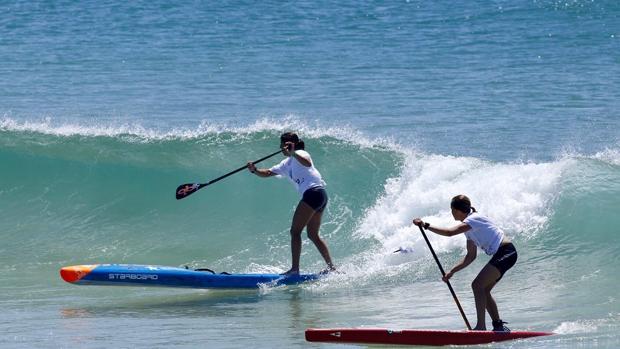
[305,328,553,346]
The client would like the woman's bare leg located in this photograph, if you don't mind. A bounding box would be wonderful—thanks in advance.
[485,281,500,322]
[471,264,501,330]
[306,210,334,270]
[283,201,315,275]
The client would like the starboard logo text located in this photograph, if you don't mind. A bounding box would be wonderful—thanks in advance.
[108,273,159,280]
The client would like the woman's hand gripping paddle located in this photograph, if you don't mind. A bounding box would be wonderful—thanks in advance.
[175,149,282,200]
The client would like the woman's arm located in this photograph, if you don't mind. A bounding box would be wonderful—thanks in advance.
[443,239,477,281]
[247,163,276,177]
[283,141,312,167]
[290,151,312,167]
[412,218,471,237]
[427,222,471,237]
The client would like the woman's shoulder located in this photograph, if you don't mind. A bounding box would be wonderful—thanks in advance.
[465,212,500,228]
[295,149,311,157]
[294,149,312,161]
[464,212,487,223]
[270,156,291,170]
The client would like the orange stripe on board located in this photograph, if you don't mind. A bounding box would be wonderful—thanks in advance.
[60,265,97,283]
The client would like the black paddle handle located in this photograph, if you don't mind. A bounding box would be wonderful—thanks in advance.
[417,225,472,330]
[202,149,283,187]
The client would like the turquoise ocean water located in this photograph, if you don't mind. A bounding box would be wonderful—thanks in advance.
[1,1,619,348]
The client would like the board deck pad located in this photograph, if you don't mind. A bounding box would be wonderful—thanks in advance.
[305,328,553,346]
[60,264,319,289]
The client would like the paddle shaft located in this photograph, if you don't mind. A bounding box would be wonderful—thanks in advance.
[417,225,472,330]
[199,149,282,188]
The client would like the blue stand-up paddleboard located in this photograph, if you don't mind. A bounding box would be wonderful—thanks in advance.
[60,264,319,289]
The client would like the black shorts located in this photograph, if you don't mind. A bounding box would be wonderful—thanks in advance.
[489,242,517,281]
[301,187,328,212]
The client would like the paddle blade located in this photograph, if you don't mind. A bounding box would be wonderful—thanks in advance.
[176,183,201,200]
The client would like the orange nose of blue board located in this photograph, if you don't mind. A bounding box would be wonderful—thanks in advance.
[60,265,96,283]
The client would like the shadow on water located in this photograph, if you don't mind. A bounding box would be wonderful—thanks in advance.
[60,289,269,319]
[59,286,314,320]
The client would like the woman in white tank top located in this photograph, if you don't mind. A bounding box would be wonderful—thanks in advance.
[413,195,516,332]
[247,132,335,275]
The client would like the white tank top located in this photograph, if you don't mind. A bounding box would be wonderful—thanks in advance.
[269,150,326,196]
[463,212,505,255]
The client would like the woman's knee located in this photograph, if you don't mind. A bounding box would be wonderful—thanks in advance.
[307,231,321,242]
[290,227,303,237]
[485,282,496,294]
[472,265,500,291]
[471,277,488,292]
[471,279,482,292]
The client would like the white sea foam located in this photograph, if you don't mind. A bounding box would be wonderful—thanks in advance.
[0,115,400,150]
[309,151,580,291]
[592,148,620,166]
[308,154,573,292]
[0,116,222,140]
[555,320,598,334]
[355,152,572,258]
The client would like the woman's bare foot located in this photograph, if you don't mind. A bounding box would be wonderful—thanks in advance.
[319,265,337,275]
[280,268,300,276]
